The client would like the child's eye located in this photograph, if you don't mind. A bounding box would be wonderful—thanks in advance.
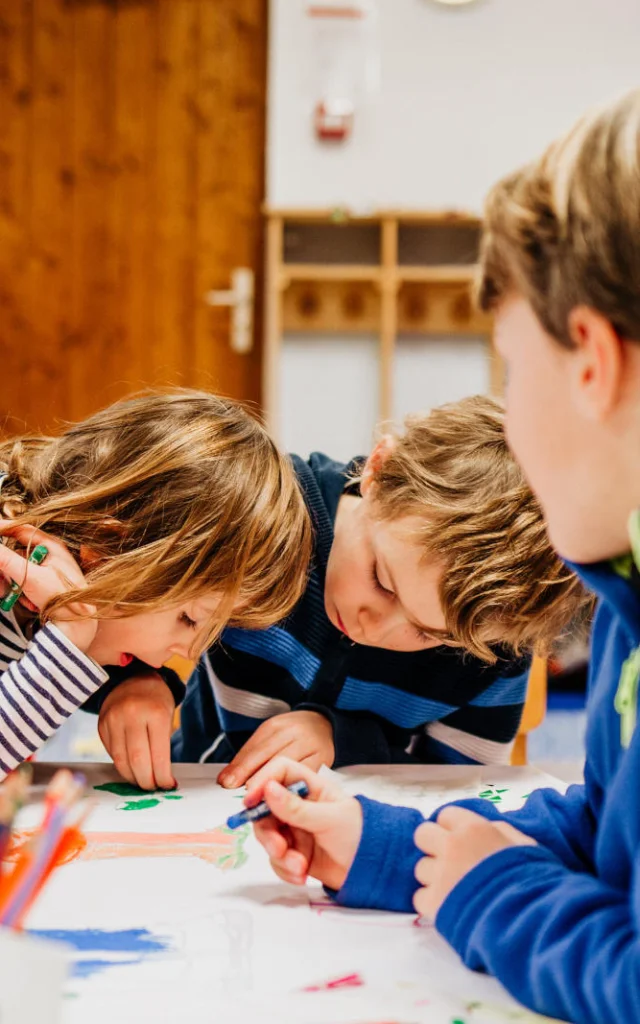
[180,612,198,629]
[370,563,394,597]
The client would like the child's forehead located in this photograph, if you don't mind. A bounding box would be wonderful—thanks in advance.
[369,516,441,580]
[191,592,223,612]
[370,512,430,550]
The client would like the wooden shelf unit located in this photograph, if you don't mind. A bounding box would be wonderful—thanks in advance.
[263,207,501,434]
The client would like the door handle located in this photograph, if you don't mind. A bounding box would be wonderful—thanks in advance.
[204,268,254,354]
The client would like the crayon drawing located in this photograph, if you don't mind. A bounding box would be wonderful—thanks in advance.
[93,782,184,812]
[29,927,172,979]
[17,766,563,1024]
[6,823,250,870]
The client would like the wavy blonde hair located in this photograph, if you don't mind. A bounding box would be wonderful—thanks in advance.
[369,396,587,663]
[477,88,640,343]
[0,390,311,654]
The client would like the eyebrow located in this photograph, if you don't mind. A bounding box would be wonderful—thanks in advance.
[377,553,450,638]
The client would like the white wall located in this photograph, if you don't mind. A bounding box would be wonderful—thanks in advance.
[268,0,640,458]
[268,0,640,212]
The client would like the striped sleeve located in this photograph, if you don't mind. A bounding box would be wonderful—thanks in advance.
[413,668,529,766]
[0,623,108,778]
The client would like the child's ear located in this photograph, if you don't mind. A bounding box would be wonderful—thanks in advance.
[79,544,102,571]
[567,305,625,420]
[361,436,396,497]
[79,517,124,570]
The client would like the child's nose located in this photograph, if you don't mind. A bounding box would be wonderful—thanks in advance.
[358,605,388,645]
[168,638,192,659]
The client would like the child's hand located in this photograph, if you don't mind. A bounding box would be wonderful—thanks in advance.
[413,807,537,920]
[98,673,177,791]
[245,757,362,891]
[218,710,335,789]
[0,521,97,651]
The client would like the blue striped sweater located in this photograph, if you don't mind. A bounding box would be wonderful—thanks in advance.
[171,453,530,767]
[0,611,107,778]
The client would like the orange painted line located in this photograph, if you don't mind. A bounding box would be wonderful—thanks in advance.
[6,826,246,869]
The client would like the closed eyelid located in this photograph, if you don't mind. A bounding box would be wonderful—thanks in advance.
[373,553,395,594]
[377,554,447,639]
[374,562,394,594]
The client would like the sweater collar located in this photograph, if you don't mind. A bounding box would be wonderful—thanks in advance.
[567,511,640,644]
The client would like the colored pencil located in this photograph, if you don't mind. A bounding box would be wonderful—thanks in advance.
[0,769,86,929]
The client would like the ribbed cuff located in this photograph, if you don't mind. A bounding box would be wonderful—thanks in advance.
[335,795,424,913]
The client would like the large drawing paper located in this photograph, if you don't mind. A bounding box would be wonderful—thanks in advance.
[11,764,565,1024]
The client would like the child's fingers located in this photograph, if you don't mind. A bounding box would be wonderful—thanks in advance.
[245,757,336,807]
[241,739,305,790]
[280,846,310,878]
[414,854,436,887]
[414,821,446,856]
[101,722,136,786]
[300,752,327,771]
[413,885,433,920]
[258,779,343,834]
[218,726,286,789]
[272,848,309,884]
[0,543,29,586]
[146,720,176,791]
[124,724,157,791]
[269,858,308,887]
[253,817,291,860]
[0,523,72,562]
[435,805,484,831]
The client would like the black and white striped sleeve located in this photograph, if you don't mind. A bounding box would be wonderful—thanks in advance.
[0,622,108,778]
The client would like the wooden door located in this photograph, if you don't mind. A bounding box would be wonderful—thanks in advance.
[0,0,266,435]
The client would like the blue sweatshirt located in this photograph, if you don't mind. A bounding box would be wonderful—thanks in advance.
[337,557,640,1024]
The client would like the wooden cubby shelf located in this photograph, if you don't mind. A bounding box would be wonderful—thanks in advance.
[263,207,501,434]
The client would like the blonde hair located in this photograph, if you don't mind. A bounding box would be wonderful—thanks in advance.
[0,390,311,653]
[477,88,640,343]
[369,396,587,663]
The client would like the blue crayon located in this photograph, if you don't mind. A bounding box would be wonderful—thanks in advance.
[226,780,310,830]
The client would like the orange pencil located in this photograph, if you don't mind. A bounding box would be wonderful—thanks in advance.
[0,771,85,927]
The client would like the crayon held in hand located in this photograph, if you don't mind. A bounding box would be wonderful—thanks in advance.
[226,781,310,830]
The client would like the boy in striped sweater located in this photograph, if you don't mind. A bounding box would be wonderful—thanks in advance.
[98,396,586,789]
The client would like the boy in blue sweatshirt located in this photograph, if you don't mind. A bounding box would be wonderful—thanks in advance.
[244,89,640,1024]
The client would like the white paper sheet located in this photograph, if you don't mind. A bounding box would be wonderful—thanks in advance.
[9,764,567,1024]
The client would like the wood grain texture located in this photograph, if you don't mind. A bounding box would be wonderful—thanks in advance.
[0,1,33,433]
[0,0,267,435]
[194,0,265,403]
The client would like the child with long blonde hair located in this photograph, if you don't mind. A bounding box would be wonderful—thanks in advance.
[0,389,311,784]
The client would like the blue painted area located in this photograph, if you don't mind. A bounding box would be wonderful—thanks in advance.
[72,957,141,978]
[29,928,172,979]
[30,927,170,954]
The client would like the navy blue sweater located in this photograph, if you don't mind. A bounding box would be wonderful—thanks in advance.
[171,453,530,767]
[338,556,640,1023]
